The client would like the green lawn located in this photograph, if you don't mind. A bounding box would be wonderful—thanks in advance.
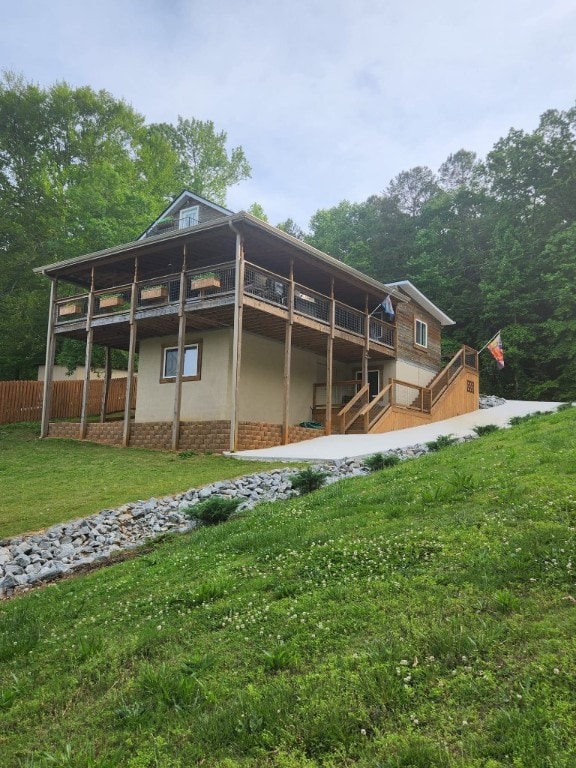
[0,408,575,767]
[0,423,290,538]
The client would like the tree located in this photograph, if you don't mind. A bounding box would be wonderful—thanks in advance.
[0,73,252,380]
[387,166,439,217]
[307,200,372,270]
[154,117,250,206]
[247,202,268,222]
[438,149,479,191]
[277,218,306,240]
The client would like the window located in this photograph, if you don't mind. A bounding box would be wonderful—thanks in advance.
[161,343,202,382]
[179,205,199,229]
[414,319,428,348]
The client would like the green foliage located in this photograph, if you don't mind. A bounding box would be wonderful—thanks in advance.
[473,423,499,436]
[0,72,250,380]
[0,422,284,538]
[290,466,328,495]
[261,645,298,673]
[426,433,458,451]
[305,103,576,401]
[184,496,243,525]
[363,452,401,471]
[1,409,575,766]
[0,605,40,661]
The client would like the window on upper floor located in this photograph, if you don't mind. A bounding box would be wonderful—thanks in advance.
[414,319,428,348]
[179,206,200,229]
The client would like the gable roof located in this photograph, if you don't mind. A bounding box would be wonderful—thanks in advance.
[138,190,233,240]
[385,280,455,326]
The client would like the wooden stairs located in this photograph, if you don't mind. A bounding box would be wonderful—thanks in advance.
[327,346,479,436]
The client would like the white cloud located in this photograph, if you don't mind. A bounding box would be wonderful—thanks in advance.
[2,0,576,227]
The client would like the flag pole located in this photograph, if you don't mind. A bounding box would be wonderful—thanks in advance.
[478,329,501,355]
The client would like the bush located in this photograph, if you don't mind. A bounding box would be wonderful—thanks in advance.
[290,467,327,495]
[426,434,458,452]
[364,452,400,471]
[473,424,499,436]
[184,496,242,526]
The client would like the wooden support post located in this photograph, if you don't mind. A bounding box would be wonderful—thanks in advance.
[281,258,295,444]
[100,346,112,423]
[325,279,335,436]
[40,278,58,439]
[80,268,96,439]
[363,295,370,433]
[123,257,138,447]
[171,246,188,451]
[229,227,245,452]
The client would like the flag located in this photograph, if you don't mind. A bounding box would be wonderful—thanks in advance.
[382,295,395,322]
[487,332,505,369]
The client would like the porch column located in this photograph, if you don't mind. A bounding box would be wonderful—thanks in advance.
[363,295,370,432]
[122,257,138,447]
[99,346,112,423]
[282,256,295,444]
[325,279,335,436]
[171,245,188,451]
[229,227,245,451]
[80,267,96,439]
[40,278,58,439]
[363,295,370,386]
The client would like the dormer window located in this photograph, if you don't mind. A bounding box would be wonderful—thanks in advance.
[179,205,200,229]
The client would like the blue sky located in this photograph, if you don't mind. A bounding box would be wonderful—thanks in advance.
[2,0,576,228]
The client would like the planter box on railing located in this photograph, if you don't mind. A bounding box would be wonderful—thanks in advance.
[99,296,125,309]
[190,276,220,291]
[59,303,83,317]
[141,287,168,301]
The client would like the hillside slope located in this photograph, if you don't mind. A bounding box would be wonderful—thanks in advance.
[1,409,575,767]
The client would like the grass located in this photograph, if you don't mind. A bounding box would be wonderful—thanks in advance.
[0,408,575,766]
[0,423,292,538]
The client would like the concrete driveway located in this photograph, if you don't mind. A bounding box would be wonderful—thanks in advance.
[230,400,563,462]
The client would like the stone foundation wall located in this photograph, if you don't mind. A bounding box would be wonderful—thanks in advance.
[178,421,230,453]
[48,420,324,452]
[129,422,173,450]
[86,422,124,445]
[48,422,81,440]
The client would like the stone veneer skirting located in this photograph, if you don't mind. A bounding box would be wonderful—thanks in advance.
[47,421,325,452]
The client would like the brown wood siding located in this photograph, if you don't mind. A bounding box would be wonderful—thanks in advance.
[197,203,228,224]
[395,301,442,369]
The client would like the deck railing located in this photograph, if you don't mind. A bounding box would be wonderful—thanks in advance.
[338,383,370,433]
[313,380,362,409]
[54,260,396,349]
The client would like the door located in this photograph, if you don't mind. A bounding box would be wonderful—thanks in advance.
[355,369,380,399]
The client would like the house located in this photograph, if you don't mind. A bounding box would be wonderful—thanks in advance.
[34,191,479,452]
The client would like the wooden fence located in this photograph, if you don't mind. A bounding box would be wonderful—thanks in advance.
[0,378,136,425]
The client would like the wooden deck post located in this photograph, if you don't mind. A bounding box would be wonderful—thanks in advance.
[363,295,370,433]
[80,267,96,439]
[99,346,112,423]
[122,257,138,447]
[282,256,295,444]
[171,246,187,451]
[230,226,245,452]
[325,279,335,436]
[40,278,58,439]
